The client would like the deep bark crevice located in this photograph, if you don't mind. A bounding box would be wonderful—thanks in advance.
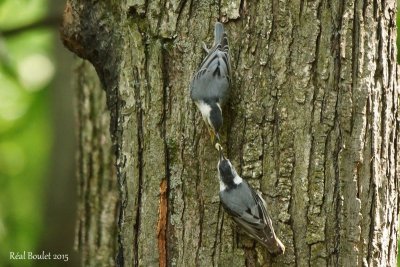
[132,66,145,267]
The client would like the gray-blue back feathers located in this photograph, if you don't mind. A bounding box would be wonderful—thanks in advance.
[190,22,231,103]
[219,181,275,239]
[220,181,285,255]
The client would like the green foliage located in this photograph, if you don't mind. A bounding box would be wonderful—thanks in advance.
[0,0,54,266]
[0,0,48,30]
[0,94,52,267]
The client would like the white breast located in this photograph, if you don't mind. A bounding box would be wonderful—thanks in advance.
[196,101,211,118]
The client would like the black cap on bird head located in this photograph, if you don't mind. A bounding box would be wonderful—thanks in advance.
[218,149,236,184]
[209,103,222,140]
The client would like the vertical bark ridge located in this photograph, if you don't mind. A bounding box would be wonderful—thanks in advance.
[74,61,118,266]
[157,178,168,267]
[132,65,145,267]
[159,38,172,267]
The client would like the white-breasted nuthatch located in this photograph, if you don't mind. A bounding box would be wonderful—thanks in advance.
[190,22,231,143]
[217,149,285,255]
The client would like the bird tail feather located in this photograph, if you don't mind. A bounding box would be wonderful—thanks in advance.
[262,236,286,256]
[214,22,225,46]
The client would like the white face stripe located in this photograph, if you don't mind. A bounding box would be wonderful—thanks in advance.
[218,159,243,191]
[219,180,227,191]
[196,101,211,120]
[219,175,242,191]
[227,161,241,184]
[233,175,243,185]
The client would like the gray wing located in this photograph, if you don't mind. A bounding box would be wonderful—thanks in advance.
[190,25,231,103]
[220,181,277,247]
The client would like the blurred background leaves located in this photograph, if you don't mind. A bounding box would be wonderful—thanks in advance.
[0,0,77,266]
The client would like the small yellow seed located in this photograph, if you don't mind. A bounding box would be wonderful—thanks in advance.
[215,143,223,151]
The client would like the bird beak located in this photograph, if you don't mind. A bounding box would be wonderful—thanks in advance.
[208,128,216,144]
[215,132,220,142]
[210,131,221,145]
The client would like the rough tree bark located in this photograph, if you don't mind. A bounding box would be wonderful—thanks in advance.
[61,0,399,266]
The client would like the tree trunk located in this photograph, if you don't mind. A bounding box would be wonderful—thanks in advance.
[61,0,399,266]
[74,60,119,266]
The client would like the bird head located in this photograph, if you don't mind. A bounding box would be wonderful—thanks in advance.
[217,148,237,187]
[208,103,222,141]
[197,100,222,143]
